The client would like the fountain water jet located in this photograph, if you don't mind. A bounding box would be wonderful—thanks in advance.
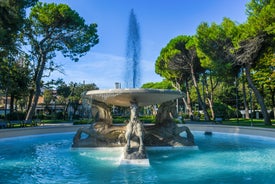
[125,9,141,88]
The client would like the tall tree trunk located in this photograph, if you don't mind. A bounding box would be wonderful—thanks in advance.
[25,58,46,121]
[26,89,34,113]
[206,98,214,118]
[63,83,76,120]
[4,88,8,119]
[10,93,14,114]
[172,80,193,117]
[271,87,275,120]
[190,67,210,121]
[205,72,215,119]
[242,67,250,119]
[245,64,271,125]
[185,79,193,117]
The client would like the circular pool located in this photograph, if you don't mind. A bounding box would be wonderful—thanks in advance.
[0,131,275,184]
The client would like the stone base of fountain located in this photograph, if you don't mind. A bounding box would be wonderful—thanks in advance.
[123,146,147,159]
[72,122,195,148]
[120,146,150,165]
[72,89,195,161]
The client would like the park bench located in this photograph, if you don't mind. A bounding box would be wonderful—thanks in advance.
[23,120,35,127]
[215,117,223,124]
[33,119,43,126]
[9,120,23,127]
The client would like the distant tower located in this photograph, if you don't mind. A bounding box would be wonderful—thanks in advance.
[115,82,121,89]
[125,9,141,88]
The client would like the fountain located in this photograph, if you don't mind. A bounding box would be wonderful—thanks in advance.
[72,89,195,161]
[72,9,195,162]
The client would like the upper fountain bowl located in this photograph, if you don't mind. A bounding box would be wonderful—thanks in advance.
[85,88,183,107]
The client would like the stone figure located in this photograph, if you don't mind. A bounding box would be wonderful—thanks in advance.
[156,100,178,124]
[125,101,144,153]
[72,100,126,147]
[92,100,112,126]
[144,100,195,146]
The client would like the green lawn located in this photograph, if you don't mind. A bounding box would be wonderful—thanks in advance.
[221,118,275,128]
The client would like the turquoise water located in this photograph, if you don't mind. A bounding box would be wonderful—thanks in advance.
[0,131,275,184]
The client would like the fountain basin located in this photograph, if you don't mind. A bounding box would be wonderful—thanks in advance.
[1,132,275,183]
[85,88,183,107]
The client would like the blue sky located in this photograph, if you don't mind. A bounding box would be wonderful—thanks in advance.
[41,0,250,89]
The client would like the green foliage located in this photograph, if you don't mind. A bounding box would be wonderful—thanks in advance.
[141,79,174,89]
[112,116,128,124]
[26,2,99,62]
[0,56,30,90]
[196,18,239,67]
[43,89,53,105]
[245,0,275,36]
[6,111,26,120]
[0,0,37,56]
[57,81,98,106]
[56,81,71,99]
[155,35,204,89]
[112,115,156,124]
[253,51,275,89]
[139,115,156,123]
[156,35,191,79]
[23,2,99,120]
[213,102,236,120]
[41,119,68,124]
[73,119,93,125]
[0,56,31,114]
[222,118,275,128]
[54,112,64,120]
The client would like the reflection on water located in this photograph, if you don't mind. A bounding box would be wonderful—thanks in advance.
[0,132,275,184]
[111,164,158,184]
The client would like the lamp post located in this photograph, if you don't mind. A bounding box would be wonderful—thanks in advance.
[249,89,253,126]
[235,77,239,124]
[202,77,206,107]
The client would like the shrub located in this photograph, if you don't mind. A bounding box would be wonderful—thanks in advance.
[213,102,236,120]
[6,111,26,120]
[181,113,189,119]
[73,119,93,125]
[54,112,64,120]
[112,115,156,124]
[112,116,128,124]
[140,115,155,123]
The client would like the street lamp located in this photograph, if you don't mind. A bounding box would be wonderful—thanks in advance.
[249,89,253,126]
[234,77,239,124]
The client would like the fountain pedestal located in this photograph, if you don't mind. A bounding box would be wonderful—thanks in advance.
[124,146,147,159]
[123,101,146,160]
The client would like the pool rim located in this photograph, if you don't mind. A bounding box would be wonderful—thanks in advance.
[1,122,275,139]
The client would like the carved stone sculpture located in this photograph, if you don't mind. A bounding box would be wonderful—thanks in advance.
[72,100,126,147]
[144,101,194,146]
[124,101,146,159]
[73,100,194,149]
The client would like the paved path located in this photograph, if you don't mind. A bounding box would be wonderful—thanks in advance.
[184,120,275,138]
[0,123,89,139]
[1,121,275,139]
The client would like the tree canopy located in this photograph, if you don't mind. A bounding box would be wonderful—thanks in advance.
[24,2,99,120]
[155,0,274,123]
[156,35,211,120]
[0,0,37,57]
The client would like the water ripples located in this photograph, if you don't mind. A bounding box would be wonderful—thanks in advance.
[1,132,275,183]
